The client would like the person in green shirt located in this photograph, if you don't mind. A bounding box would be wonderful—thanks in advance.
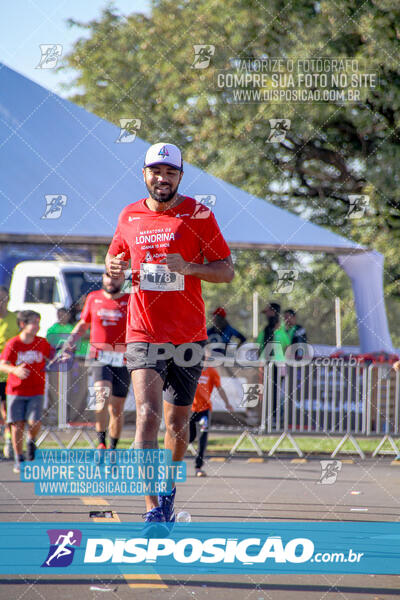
[46,308,73,349]
[46,308,88,358]
[283,309,307,345]
[257,302,290,362]
[0,286,19,459]
[257,303,291,425]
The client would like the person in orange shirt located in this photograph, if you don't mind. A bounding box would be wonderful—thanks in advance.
[189,365,232,477]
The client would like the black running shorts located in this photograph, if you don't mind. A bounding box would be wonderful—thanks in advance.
[91,365,130,398]
[125,341,206,407]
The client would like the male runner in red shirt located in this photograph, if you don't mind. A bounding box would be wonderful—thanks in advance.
[106,142,234,532]
[61,273,129,449]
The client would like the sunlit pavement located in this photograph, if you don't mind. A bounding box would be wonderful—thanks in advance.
[0,455,399,599]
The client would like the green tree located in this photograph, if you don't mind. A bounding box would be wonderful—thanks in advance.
[60,0,400,347]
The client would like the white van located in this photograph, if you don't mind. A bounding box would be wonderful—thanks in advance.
[8,261,105,336]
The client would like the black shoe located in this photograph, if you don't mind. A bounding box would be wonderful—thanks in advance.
[27,440,36,461]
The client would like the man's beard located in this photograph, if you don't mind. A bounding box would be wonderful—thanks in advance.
[103,282,121,294]
[147,181,179,203]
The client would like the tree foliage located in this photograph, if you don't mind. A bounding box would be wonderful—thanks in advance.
[61,0,400,346]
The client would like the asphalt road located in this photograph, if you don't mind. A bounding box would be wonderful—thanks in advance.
[1,454,400,599]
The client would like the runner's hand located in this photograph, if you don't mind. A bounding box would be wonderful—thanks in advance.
[13,364,30,380]
[225,402,233,411]
[108,252,129,277]
[164,253,190,274]
[394,361,400,372]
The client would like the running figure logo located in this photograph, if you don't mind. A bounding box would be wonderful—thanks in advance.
[116,118,141,143]
[241,384,264,408]
[192,194,216,219]
[194,194,217,210]
[36,45,63,69]
[267,119,291,143]
[346,195,369,219]
[87,386,111,411]
[274,269,298,294]
[41,195,67,220]
[318,460,342,485]
[191,45,215,69]
[42,529,82,567]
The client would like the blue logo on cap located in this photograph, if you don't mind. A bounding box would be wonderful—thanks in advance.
[158,145,169,158]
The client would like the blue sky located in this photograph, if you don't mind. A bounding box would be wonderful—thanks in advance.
[0,0,150,97]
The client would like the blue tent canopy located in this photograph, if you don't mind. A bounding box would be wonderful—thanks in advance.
[0,62,363,253]
[1,62,393,353]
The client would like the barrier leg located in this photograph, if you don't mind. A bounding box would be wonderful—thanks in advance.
[372,435,400,457]
[66,428,96,449]
[331,434,365,459]
[35,429,50,447]
[229,430,263,457]
[268,432,303,457]
[36,427,66,449]
[58,369,68,429]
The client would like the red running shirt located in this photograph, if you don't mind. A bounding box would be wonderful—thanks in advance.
[192,367,221,412]
[1,335,52,396]
[108,196,231,344]
[80,290,129,352]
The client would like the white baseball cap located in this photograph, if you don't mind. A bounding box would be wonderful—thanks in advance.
[144,142,183,170]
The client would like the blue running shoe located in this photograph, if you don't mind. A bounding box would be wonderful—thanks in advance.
[159,486,176,524]
[142,506,169,538]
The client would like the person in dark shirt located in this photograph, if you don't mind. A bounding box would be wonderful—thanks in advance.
[207,307,246,351]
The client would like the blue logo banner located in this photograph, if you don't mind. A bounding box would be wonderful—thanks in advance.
[0,522,400,574]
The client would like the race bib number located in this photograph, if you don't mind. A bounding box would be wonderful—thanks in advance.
[97,351,125,367]
[140,263,184,291]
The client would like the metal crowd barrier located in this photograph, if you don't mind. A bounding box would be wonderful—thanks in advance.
[36,359,97,449]
[36,359,400,458]
[232,361,400,459]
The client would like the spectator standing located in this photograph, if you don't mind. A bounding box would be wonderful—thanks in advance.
[257,302,290,361]
[257,303,290,425]
[207,307,246,350]
[284,309,307,345]
[46,308,74,350]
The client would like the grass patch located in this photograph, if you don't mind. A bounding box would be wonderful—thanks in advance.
[206,435,385,455]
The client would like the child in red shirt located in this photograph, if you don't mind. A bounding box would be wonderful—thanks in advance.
[0,311,53,473]
[190,365,232,477]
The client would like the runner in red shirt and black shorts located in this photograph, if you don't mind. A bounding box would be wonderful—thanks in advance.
[106,142,234,533]
[61,273,130,450]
